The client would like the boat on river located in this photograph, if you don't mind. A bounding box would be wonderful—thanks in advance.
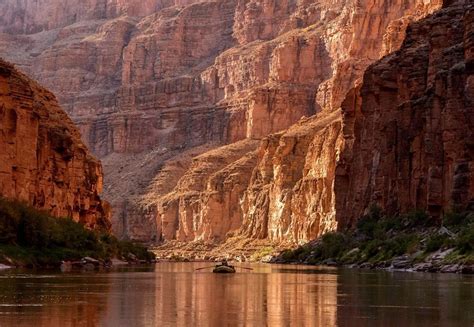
[196,260,252,273]
[213,264,236,274]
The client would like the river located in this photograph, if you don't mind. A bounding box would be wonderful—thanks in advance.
[0,263,472,326]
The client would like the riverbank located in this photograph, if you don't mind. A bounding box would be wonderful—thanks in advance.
[151,237,284,262]
[272,208,474,274]
[0,198,155,268]
[151,209,474,274]
[147,207,474,274]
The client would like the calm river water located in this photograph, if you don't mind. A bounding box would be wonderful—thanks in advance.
[0,263,472,326]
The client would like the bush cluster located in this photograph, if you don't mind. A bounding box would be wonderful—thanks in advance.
[279,205,473,265]
[0,198,155,266]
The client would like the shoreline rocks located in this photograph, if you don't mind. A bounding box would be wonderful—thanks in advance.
[0,264,12,270]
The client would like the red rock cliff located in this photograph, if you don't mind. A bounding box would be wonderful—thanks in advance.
[0,59,110,229]
[336,2,474,228]
[0,0,450,243]
[143,0,442,244]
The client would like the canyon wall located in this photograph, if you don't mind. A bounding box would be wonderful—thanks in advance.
[142,0,444,244]
[0,0,456,244]
[336,1,474,228]
[240,110,342,243]
[0,59,110,229]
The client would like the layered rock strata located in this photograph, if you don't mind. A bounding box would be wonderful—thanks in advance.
[144,0,440,243]
[0,59,110,229]
[0,0,445,242]
[154,140,259,242]
[0,0,210,34]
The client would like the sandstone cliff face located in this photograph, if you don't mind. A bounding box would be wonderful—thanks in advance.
[1,1,239,159]
[336,2,474,228]
[0,59,110,229]
[0,1,240,239]
[0,0,444,243]
[154,140,259,242]
[241,111,342,243]
[145,0,442,244]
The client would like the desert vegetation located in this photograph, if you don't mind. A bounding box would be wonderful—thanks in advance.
[275,206,474,273]
[0,197,155,267]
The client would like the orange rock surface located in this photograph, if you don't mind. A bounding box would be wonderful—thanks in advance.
[2,0,461,245]
[0,59,110,229]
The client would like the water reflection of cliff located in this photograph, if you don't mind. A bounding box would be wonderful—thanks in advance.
[1,265,472,326]
[104,264,338,326]
[0,273,110,326]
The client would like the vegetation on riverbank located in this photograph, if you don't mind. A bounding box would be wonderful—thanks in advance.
[0,198,155,268]
[274,206,474,273]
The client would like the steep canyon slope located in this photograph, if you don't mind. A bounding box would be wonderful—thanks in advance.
[1,0,460,245]
[0,59,110,229]
[336,1,474,229]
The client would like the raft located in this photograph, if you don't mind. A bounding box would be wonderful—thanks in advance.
[213,265,236,274]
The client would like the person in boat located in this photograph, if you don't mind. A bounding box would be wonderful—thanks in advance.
[219,259,230,267]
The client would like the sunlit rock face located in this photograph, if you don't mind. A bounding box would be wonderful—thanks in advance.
[0,59,110,229]
[147,0,441,244]
[154,140,260,242]
[0,0,442,242]
[241,111,343,243]
[144,0,443,244]
[336,1,474,229]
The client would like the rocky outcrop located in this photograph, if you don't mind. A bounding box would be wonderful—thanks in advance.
[0,1,240,238]
[153,140,259,242]
[336,2,474,228]
[0,59,110,229]
[240,110,342,244]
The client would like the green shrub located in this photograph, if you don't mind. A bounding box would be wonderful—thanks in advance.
[402,210,433,227]
[385,234,419,256]
[443,211,474,227]
[425,234,449,253]
[359,233,419,261]
[377,215,402,233]
[455,225,474,254]
[275,207,471,266]
[357,205,383,237]
[314,232,349,260]
[0,197,155,265]
[279,245,313,262]
[279,249,297,261]
[362,239,383,258]
[279,234,349,263]
[250,246,274,261]
[117,240,156,261]
[339,248,361,264]
[0,199,21,243]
